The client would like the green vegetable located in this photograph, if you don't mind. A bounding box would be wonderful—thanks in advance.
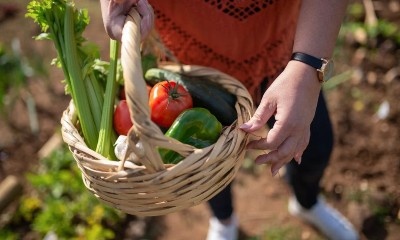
[160,107,223,164]
[62,3,100,149]
[145,68,237,126]
[27,0,117,158]
[95,40,119,159]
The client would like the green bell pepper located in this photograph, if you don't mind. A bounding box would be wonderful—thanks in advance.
[160,107,223,164]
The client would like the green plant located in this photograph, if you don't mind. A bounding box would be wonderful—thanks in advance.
[257,225,303,240]
[339,2,400,46]
[0,41,31,112]
[0,229,18,240]
[346,188,398,225]
[1,145,125,240]
[0,40,47,135]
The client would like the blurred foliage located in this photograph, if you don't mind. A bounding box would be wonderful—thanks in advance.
[248,225,306,240]
[347,187,399,225]
[0,40,30,112]
[339,2,400,47]
[0,146,126,240]
[329,0,400,95]
[0,39,46,123]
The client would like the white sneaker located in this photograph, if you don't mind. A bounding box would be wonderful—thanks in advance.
[288,196,359,240]
[206,214,238,240]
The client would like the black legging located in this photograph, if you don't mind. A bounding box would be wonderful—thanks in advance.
[208,91,334,219]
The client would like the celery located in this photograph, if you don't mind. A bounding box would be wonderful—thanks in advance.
[63,3,98,149]
[27,0,123,157]
[84,73,103,131]
[96,40,119,159]
[27,0,100,150]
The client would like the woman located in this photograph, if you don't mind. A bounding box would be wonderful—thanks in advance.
[100,1,359,239]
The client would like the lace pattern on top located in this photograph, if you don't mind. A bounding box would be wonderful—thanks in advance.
[204,0,275,21]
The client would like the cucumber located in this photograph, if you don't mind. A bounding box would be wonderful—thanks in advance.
[145,68,238,126]
[180,75,237,107]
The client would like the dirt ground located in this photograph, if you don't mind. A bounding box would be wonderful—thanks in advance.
[0,0,399,240]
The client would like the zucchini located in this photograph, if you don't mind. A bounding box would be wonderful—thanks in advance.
[145,68,238,126]
[183,75,237,107]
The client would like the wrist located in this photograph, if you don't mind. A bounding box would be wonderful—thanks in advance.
[286,60,322,91]
[290,52,334,83]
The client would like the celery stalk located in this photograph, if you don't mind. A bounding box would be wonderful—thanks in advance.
[63,3,98,149]
[96,40,119,159]
[27,0,119,154]
[84,73,103,131]
[28,1,102,150]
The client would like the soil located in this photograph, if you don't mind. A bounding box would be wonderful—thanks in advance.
[0,0,399,240]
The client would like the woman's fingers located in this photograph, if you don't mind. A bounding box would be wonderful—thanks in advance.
[252,130,309,176]
[100,0,154,41]
[106,1,128,40]
[136,0,154,40]
[240,98,276,132]
[246,121,287,150]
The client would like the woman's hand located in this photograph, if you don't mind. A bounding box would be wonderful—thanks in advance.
[240,0,348,176]
[240,61,321,176]
[100,0,154,41]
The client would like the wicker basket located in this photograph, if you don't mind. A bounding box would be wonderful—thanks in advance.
[60,9,254,216]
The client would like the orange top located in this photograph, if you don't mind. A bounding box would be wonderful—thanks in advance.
[150,0,301,103]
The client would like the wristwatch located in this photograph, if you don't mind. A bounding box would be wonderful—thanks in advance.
[291,52,334,83]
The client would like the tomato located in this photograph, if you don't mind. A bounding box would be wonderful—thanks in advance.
[149,81,193,128]
[113,100,133,135]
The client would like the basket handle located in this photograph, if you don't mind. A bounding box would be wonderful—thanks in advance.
[120,9,194,173]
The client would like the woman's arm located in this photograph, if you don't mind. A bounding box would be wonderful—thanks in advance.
[293,0,349,57]
[240,0,349,176]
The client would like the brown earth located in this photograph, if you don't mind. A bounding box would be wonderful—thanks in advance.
[0,0,399,239]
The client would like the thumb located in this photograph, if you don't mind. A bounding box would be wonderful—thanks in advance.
[240,102,276,132]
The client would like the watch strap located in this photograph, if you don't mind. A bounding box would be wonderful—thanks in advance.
[291,52,323,70]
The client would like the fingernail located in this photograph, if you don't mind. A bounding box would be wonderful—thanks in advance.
[294,156,302,165]
[272,168,279,176]
[239,122,252,130]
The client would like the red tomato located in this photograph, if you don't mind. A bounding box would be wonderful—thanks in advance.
[113,100,133,135]
[149,81,193,128]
